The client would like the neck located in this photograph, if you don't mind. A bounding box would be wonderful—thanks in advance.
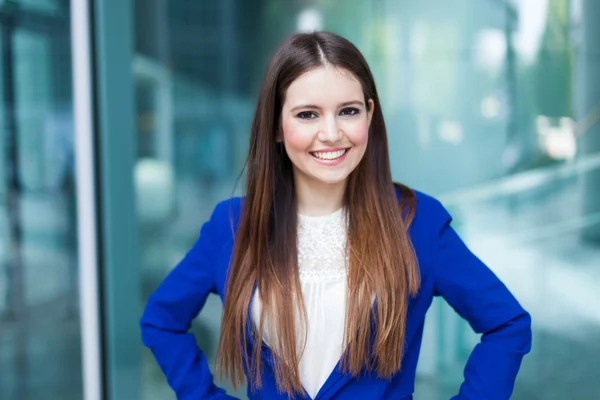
[294,174,346,216]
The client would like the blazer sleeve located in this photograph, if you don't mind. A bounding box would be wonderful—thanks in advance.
[430,200,532,400]
[140,203,238,400]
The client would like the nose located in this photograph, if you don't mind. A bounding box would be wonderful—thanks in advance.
[318,114,342,142]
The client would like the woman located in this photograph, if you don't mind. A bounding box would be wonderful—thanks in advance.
[140,31,532,400]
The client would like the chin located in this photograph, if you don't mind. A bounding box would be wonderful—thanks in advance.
[312,173,351,186]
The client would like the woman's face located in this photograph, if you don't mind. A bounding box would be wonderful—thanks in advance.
[280,66,374,189]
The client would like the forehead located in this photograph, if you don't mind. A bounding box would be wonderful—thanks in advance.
[284,66,363,106]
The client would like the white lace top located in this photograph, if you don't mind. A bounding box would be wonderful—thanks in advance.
[250,208,348,399]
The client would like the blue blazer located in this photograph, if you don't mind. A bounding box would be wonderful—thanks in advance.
[140,190,532,400]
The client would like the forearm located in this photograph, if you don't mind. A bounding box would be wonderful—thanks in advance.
[451,312,532,400]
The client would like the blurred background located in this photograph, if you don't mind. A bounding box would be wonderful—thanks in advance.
[0,0,599,399]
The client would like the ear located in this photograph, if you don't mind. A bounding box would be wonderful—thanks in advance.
[275,128,283,143]
[367,99,375,126]
[275,120,285,142]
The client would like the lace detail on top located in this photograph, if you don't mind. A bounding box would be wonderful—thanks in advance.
[297,208,348,280]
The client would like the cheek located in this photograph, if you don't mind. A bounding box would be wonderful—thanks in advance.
[345,120,370,147]
[281,119,314,152]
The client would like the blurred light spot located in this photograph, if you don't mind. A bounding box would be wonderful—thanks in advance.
[410,22,426,59]
[297,9,322,33]
[475,29,506,71]
[513,0,549,65]
[135,158,174,223]
[481,96,501,119]
[536,115,577,160]
[438,120,463,144]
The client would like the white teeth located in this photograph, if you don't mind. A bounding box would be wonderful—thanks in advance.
[312,149,346,160]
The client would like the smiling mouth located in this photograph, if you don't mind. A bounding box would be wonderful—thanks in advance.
[309,148,350,160]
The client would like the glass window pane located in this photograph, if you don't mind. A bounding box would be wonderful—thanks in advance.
[0,3,81,399]
[17,0,61,13]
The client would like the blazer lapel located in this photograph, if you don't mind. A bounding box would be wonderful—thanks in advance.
[313,360,352,400]
[315,300,381,400]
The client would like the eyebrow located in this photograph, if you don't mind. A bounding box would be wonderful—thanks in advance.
[290,100,365,113]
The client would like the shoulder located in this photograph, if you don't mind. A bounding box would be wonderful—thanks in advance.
[413,189,452,226]
[394,185,451,229]
[207,189,452,246]
[210,196,244,222]
[204,196,244,246]
[394,185,452,262]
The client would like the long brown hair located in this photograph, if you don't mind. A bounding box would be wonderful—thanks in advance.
[216,31,419,396]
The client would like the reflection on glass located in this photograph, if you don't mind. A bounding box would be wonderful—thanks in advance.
[0,2,81,400]
[134,1,600,399]
[18,0,61,13]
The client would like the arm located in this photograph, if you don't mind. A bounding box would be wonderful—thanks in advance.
[431,201,532,400]
[140,204,238,400]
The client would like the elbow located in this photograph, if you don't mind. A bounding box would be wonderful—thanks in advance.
[515,310,533,354]
[139,298,162,347]
[139,307,153,347]
[139,295,188,348]
[483,309,532,355]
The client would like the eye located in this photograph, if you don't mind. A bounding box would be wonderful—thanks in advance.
[339,107,360,116]
[296,111,318,120]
